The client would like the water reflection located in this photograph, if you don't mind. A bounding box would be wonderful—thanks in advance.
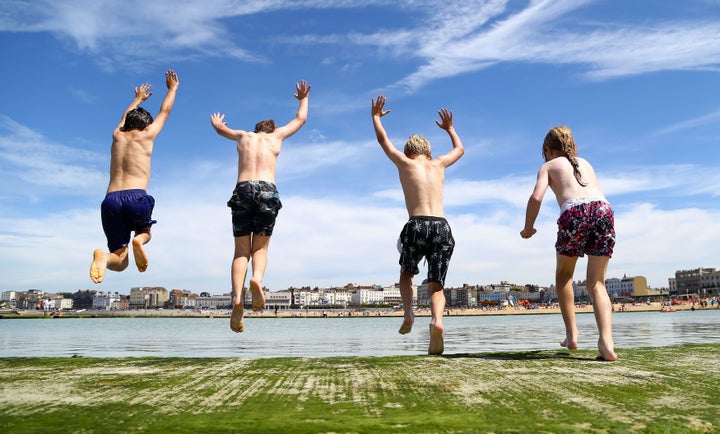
[1,310,718,358]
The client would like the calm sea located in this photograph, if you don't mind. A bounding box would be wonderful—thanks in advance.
[1,310,718,358]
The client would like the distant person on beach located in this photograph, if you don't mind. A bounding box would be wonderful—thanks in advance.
[371,95,464,355]
[211,80,310,333]
[89,69,180,284]
[520,126,617,361]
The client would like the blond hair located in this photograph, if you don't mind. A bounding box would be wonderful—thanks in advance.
[543,126,586,186]
[404,134,432,158]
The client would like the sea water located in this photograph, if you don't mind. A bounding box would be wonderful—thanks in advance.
[1,310,718,358]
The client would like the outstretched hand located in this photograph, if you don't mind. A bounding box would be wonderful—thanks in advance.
[371,95,391,117]
[134,83,152,102]
[295,80,311,100]
[435,107,453,130]
[165,69,179,90]
[210,112,227,128]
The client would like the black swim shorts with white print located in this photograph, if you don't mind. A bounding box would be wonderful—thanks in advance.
[398,216,455,287]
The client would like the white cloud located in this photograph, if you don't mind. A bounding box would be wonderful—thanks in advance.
[386,1,720,90]
[277,140,374,180]
[601,165,720,198]
[2,174,718,292]
[3,1,718,88]
[0,116,106,192]
[651,108,720,136]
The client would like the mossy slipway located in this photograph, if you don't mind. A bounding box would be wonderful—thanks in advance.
[1,344,718,433]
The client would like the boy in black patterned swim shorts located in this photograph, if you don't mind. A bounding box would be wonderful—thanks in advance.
[521,126,617,361]
[211,80,310,333]
[372,95,464,355]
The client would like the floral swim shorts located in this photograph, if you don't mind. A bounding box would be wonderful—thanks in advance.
[556,200,615,257]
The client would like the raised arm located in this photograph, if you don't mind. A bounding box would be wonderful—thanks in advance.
[275,80,310,139]
[210,113,247,141]
[521,164,550,239]
[116,83,152,130]
[145,69,179,137]
[371,95,404,164]
[434,108,464,167]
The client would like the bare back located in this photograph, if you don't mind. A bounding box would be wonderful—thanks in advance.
[106,70,179,193]
[235,132,282,183]
[107,129,154,192]
[545,156,606,206]
[396,156,447,217]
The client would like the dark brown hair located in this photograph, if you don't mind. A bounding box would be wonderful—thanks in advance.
[122,107,153,131]
[254,119,276,133]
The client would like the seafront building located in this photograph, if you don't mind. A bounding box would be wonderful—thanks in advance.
[4,265,719,312]
[671,268,720,297]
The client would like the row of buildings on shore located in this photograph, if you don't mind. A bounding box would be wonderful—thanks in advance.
[3,267,719,312]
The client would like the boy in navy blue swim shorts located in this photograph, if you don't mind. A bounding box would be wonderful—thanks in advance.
[90,69,179,284]
[521,126,618,362]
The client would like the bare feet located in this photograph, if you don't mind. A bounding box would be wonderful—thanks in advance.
[560,337,578,350]
[230,302,244,333]
[399,315,414,334]
[132,237,149,272]
[249,277,265,312]
[89,249,107,284]
[597,338,617,361]
[428,323,444,355]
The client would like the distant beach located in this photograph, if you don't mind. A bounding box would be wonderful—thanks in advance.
[2,300,711,320]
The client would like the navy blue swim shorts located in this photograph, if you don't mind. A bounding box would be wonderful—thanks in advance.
[101,189,157,252]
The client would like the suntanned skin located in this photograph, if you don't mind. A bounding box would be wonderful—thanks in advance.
[521,146,617,362]
[372,94,464,355]
[211,80,310,333]
[89,69,179,284]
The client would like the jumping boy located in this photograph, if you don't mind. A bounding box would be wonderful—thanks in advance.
[90,69,179,284]
[211,80,310,333]
[371,95,464,355]
[521,126,617,361]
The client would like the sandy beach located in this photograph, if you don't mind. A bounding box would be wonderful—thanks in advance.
[3,301,711,319]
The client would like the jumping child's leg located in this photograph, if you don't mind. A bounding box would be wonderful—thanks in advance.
[556,253,579,349]
[398,269,415,334]
[428,282,445,355]
[230,236,251,333]
[587,255,617,361]
[248,234,270,312]
[132,230,152,272]
[90,246,129,283]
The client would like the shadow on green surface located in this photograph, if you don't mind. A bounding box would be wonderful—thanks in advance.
[443,350,598,361]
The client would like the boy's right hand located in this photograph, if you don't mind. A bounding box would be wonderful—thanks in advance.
[165,69,179,90]
[371,95,391,117]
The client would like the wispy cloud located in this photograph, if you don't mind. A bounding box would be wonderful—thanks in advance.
[601,165,720,198]
[381,1,720,90]
[3,1,718,87]
[651,108,720,136]
[0,115,106,192]
[277,140,374,180]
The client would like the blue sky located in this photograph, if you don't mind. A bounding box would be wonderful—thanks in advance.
[1,0,719,295]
